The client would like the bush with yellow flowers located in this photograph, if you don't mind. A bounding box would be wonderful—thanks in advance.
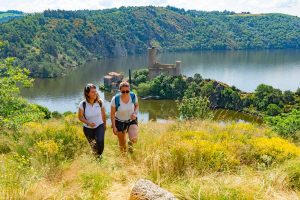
[7,115,86,167]
[139,121,300,178]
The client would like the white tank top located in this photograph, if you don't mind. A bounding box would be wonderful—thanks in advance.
[111,94,138,121]
[79,100,103,128]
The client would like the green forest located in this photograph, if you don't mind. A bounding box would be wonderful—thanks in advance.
[0,10,24,23]
[1,6,300,77]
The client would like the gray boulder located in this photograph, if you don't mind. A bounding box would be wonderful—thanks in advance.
[129,179,177,200]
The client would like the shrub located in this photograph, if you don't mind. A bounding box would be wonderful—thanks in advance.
[265,109,300,139]
[137,82,152,97]
[177,96,213,120]
[14,118,86,163]
[283,159,300,189]
[36,104,52,119]
[266,103,282,116]
[132,68,149,85]
[140,121,300,178]
[248,137,300,167]
[34,140,60,163]
[52,111,63,118]
[296,88,300,96]
[283,90,295,103]
[0,58,44,129]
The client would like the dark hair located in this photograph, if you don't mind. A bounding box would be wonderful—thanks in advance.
[84,83,102,106]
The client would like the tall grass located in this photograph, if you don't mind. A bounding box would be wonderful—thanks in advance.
[1,115,300,199]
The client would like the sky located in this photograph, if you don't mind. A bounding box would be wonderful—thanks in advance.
[0,0,299,16]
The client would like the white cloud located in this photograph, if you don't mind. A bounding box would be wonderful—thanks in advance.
[0,0,299,16]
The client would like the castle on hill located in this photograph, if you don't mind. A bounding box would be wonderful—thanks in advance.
[148,47,181,79]
[103,47,182,90]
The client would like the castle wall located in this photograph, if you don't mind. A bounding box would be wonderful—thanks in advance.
[147,47,181,79]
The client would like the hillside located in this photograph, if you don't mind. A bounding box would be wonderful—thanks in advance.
[0,6,300,77]
[0,10,24,23]
[1,115,300,199]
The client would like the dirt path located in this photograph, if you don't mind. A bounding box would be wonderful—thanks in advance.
[107,182,133,200]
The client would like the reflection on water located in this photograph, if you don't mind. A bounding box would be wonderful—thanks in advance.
[21,49,300,122]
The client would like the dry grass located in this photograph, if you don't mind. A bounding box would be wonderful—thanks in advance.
[1,116,300,199]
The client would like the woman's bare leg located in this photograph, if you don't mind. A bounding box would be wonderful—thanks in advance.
[128,125,138,153]
[128,125,138,143]
[117,131,127,154]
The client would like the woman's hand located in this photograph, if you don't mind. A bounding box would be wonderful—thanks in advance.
[130,112,137,120]
[88,122,96,128]
[112,126,118,135]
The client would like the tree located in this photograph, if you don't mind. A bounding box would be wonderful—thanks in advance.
[266,104,282,116]
[177,96,213,120]
[132,69,148,85]
[193,73,203,84]
[0,58,44,129]
[296,88,300,96]
[219,87,242,110]
[283,90,295,104]
[254,84,283,111]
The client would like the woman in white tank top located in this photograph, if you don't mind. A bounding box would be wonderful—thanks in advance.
[110,81,139,154]
[78,83,106,160]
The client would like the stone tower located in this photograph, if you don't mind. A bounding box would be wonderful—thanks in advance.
[175,61,181,74]
[148,47,157,68]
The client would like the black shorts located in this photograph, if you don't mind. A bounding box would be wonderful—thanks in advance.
[115,118,138,133]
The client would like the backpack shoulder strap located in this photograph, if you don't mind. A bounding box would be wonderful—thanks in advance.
[115,94,121,111]
[98,99,102,108]
[115,93,136,111]
[130,92,136,104]
[83,101,86,119]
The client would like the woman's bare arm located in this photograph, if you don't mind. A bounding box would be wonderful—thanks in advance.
[78,108,90,125]
[111,106,116,127]
[101,106,106,129]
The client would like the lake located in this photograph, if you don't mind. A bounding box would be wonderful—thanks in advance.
[21,49,300,123]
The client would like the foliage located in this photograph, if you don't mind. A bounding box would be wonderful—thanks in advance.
[283,159,300,189]
[296,88,300,96]
[248,137,300,168]
[266,103,282,116]
[133,69,300,124]
[132,68,149,86]
[1,7,300,77]
[140,121,299,177]
[0,116,86,198]
[0,11,24,23]
[253,84,284,111]
[36,104,52,119]
[136,74,187,99]
[177,96,212,120]
[0,58,44,129]
[1,117,300,199]
[52,111,63,118]
[265,109,300,140]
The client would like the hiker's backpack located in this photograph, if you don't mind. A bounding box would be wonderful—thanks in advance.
[115,92,136,111]
[82,100,102,119]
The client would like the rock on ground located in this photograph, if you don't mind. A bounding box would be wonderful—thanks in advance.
[129,179,177,200]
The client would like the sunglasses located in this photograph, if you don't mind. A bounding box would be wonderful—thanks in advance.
[121,90,130,94]
[85,83,96,90]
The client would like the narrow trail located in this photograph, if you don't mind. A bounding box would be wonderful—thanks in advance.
[107,182,133,200]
